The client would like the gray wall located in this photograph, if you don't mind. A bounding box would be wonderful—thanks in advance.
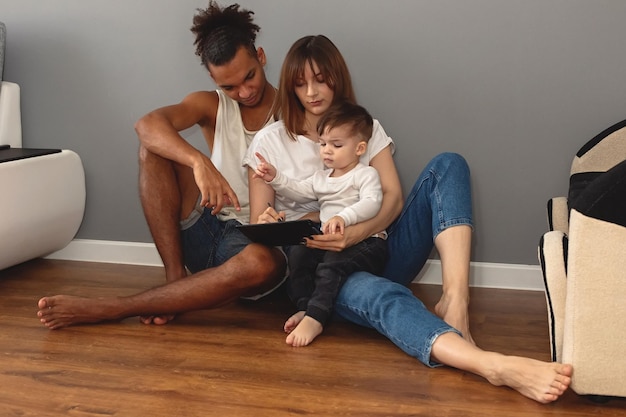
[2,0,625,264]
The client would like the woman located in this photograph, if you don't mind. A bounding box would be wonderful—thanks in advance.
[243,35,572,403]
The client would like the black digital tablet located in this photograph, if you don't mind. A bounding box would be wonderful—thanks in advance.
[236,220,321,246]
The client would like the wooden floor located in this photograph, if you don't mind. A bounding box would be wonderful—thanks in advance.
[1,259,625,416]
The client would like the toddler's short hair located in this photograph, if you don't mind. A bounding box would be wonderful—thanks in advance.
[317,101,374,142]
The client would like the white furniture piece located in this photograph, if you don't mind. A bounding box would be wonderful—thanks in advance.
[0,22,86,270]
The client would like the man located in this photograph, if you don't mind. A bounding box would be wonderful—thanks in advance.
[37,1,285,328]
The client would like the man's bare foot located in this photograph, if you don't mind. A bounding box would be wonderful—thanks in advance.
[37,296,116,330]
[140,314,175,325]
[484,354,573,403]
[285,315,323,347]
[284,311,306,333]
[435,294,475,345]
[139,267,187,325]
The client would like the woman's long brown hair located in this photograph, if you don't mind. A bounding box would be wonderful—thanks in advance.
[273,35,356,140]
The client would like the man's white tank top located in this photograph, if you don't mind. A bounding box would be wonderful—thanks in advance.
[212,89,270,224]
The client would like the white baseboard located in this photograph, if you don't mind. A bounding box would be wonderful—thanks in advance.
[414,259,544,291]
[46,239,164,267]
[46,239,544,291]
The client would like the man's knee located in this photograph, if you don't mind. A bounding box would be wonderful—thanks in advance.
[240,244,285,287]
[138,144,165,175]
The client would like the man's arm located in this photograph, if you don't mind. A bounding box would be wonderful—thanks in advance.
[135,91,217,163]
[135,91,240,213]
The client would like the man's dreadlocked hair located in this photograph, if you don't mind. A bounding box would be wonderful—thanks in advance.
[191,1,260,68]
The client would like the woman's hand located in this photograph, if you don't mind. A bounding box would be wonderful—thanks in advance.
[304,225,363,252]
[256,206,285,224]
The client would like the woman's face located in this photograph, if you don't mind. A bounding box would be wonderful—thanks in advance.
[293,60,335,117]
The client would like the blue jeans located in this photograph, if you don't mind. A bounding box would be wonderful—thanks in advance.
[334,153,473,367]
[180,207,250,274]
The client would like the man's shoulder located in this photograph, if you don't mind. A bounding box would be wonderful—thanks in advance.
[185,90,219,103]
[179,90,220,113]
[176,90,221,124]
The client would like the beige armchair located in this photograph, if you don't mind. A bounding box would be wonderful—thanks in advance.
[538,118,626,399]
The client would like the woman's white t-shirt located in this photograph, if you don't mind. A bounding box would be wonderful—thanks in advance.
[242,119,394,222]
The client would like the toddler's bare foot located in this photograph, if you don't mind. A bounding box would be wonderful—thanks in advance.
[37,296,117,330]
[285,315,323,347]
[485,354,573,403]
[435,294,475,345]
[284,311,306,333]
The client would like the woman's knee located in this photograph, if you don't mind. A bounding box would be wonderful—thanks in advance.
[431,152,470,176]
[338,272,412,306]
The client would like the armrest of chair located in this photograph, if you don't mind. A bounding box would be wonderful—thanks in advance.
[557,161,626,396]
[563,209,626,396]
[0,150,85,270]
[0,81,23,148]
[538,231,568,363]
[547,196,569,233]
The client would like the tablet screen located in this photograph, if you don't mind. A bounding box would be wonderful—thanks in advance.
[236,220,321,246]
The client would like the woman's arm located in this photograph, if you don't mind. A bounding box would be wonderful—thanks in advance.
[248,167,284,224]
[305,145,404,251]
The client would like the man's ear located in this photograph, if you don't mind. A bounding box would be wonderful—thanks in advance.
[356,141,367,156]
[257,47,267,66]
[206,63,215,80]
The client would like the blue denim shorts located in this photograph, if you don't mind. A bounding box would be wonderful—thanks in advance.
[180,205,251,274]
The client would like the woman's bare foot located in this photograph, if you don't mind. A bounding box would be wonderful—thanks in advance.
[435,294,475,345]
[284,311,306,333]
[37,296,117,330]
[484,354,573,403]
[285,315,323,347]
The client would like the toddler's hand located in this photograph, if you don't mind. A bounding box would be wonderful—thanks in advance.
[323,216,345,235]
[253,152,277,182]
